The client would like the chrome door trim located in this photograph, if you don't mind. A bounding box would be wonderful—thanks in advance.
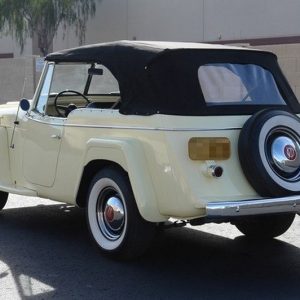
[26,115,241,132]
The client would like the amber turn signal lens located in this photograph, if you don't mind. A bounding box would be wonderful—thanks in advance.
[188,137,230,160]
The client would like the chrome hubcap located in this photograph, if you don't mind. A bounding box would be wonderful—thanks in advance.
[104,197,125,232]
[271,136,300,173]
[266,128,300,180]
[96,188,125,241]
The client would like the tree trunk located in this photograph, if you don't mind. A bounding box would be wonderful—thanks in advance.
[32,31,53,57]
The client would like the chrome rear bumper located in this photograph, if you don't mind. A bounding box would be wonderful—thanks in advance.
[206,195,300,218]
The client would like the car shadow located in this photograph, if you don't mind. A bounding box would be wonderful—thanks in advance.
[0,204,299,299]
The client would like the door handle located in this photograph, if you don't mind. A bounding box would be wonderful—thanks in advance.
[51,134,61,140]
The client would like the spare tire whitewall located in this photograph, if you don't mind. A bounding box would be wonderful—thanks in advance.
[239,110,300,196]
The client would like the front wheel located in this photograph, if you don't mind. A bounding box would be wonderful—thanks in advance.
[86,167,156,259]
[234,214,295,239]
[0,192,8,211]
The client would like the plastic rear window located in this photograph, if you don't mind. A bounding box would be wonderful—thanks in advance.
[198,63,286,105]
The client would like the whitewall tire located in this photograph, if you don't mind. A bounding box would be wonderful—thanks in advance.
[86,167,156,259]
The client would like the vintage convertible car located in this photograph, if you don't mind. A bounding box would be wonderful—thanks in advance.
[0,41,299,258]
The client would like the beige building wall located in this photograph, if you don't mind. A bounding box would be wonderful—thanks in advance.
[127,0,205,41]
[53,0,128,50]
[52,0,300,47]
[0,35,32,57]
[203,0,300,42]
[1,0,300,55]
[0,57,36,104]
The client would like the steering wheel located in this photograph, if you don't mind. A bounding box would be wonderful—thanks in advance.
[54,90,90,117]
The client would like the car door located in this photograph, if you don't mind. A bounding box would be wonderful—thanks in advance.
[21,63,65,187]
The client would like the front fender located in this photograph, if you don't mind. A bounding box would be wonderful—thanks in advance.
[82,138,166,222]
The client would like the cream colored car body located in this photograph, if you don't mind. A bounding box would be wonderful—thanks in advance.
[0,41,292,223]
[0,80,256,223]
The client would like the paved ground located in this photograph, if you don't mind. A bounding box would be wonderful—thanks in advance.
[0,195,299,300]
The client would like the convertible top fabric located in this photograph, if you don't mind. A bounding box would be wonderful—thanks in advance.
[46,41,300,115]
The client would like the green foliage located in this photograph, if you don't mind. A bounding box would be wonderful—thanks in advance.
[0,0,100,56]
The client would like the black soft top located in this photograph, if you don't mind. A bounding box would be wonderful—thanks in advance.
[46,41,299,115]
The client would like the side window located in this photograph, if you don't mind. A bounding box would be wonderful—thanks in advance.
[35,64,54,114]
[88,64,120,95]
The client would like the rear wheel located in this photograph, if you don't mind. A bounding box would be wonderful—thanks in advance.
[86,167,156,259]
[234,214,295,239]
[0,192,8,211]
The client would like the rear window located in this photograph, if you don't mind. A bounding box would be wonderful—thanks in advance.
[198,63,285,106]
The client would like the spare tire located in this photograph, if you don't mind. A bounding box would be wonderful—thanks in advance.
[239,109,300,197]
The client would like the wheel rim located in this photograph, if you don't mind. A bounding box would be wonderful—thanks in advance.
[265,127,300,181]
[96,187,125,241]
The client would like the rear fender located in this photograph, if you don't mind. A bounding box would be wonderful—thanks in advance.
[81,138,166,222]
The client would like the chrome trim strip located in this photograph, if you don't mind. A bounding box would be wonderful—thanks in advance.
[206,195,300,217]
[65,124,241,132]
[27,115,66,125]
[26,115,241,132]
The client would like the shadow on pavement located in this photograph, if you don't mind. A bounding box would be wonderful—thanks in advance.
[0,204,299,299]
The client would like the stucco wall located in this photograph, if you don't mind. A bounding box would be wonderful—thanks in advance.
[0,57,36,104]
[1,0,300,57]
[0,35,32,58]
[54,0,300,49]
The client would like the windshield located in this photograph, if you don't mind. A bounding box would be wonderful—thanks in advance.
[50,64,89,94]
[198,63,285,105]
[50,63,120,95]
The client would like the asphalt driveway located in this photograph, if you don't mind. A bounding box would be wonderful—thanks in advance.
[0,195,299,299]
